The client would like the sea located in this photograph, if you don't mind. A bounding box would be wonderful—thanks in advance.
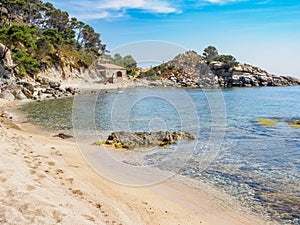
[20,86,300,224]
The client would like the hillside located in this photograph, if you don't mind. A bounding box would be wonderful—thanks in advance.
[0,0,106,77]
[139,49,300,88]
[0,0,111,99]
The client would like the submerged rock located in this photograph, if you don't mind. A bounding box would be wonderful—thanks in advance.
[102,131,195,149]
[257,118,278,127]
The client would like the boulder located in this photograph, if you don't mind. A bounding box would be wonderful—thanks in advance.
[54,133,73,139]
[13,89,27,100]
[21,87,33,98]
[49,81,60,89]
[36,77,50,86]
[0,90,15,101]
[17,81,34,93]
[103,131,195,149]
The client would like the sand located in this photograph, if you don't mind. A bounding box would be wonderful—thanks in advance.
[0,98,273,225]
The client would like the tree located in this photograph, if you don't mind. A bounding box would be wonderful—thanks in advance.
[80,25,105,56]
[123,55,137,69]
[218,54,238,66]
[203,45,218,62]
[0,0,107,76]
[69,17,85,50]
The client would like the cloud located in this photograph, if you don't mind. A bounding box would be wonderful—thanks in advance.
[54,0,179,20]
[205,0,245,4]
[256,0,272,5]
[95,0,178,13]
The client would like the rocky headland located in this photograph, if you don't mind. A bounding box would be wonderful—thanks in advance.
[139,51,300,88]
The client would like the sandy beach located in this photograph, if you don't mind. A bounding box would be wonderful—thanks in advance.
[0,98,272,225]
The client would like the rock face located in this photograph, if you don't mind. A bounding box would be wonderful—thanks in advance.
[103,131,195,149]
[0,44,102,101]
[0,43,14,83]
[142,51,300,88]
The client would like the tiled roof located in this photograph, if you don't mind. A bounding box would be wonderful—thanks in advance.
[99,63,125,69]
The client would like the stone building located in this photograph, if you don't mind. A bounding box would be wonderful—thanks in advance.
[97,63,127,83]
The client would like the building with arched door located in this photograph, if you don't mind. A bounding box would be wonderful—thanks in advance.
[97,63,127,83]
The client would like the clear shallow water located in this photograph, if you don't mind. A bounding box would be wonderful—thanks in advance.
[20,86,300,224]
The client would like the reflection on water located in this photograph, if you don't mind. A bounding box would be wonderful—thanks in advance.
[20,86,300,224]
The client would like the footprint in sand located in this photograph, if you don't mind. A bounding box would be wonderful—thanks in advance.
[95,203,102,209]
[83,214,96,222]
[47,162,55,166]
[53,210,65,223]
[66,178,74,184]
[37,174,46,179]
[71,189,83,196]
[0,176,7,183]
[26,185,36,191]
[55,169,64,176]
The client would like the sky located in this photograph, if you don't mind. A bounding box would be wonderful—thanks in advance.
[48,0,300,78]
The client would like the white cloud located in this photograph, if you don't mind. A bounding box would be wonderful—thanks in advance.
[57,0,179,20]
[205,0,245,4]
[94,0,178,13]
[256,0,272,5]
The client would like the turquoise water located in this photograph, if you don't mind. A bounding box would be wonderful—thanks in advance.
[20,86,300,224]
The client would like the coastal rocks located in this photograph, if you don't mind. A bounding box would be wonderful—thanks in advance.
[102,131,195,149]
[0,76,79,100]
[213,63,300,87]
[143,51,300,88]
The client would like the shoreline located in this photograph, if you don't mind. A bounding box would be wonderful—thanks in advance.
[0,98,275,225]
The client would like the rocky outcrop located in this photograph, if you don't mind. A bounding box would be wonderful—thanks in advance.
[213,63,300,87]
[102,131,195,149]
[0,76,79,101]
[143,51,300,88]
[0,43,15,81]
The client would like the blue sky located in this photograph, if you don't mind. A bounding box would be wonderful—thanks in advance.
[48,0,300,77]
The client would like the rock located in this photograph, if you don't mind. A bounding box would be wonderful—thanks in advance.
[49,81,60,89]
[54,133,73,139]
[65,87,77,94]
[210,61,227,70]
[103,131,195,149]
[17,81,34,93]
[21,87,33,98]
[0,90,15,101]
[12,89,27,100]
[0,43,14,67]
[143,51,300,88]
[36,77,50,86]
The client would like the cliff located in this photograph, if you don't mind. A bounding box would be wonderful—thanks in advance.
[0,43,106,101]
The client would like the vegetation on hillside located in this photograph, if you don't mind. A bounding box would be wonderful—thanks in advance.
[203,45,238,66]
[100,53,137,75]
[139,46,238,80]
[110,54,137,70]
[0,0,106,77]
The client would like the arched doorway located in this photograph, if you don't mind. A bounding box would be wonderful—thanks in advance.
[116,71,122,77]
